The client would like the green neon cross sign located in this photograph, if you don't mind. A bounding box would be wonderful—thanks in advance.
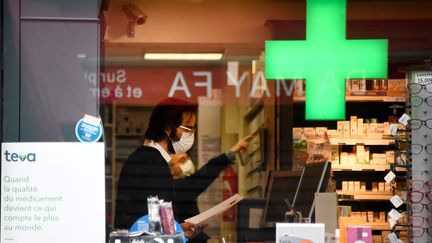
[265,0,388,120]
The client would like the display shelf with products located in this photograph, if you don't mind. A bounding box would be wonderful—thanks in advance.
[294,96,406,103]
[101,102,153,228]
[293,79,406,103]
[102,103,116,228]
[292,110,407,238]
[336,191,392,201]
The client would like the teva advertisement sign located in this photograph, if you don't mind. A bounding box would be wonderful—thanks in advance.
[1,142,105,243]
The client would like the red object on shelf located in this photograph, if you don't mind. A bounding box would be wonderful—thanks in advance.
[222,165,238,222]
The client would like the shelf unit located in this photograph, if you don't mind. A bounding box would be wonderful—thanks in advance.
[336,191,392,201]
[242,99,268,198]
[292,89,407,240]
[102,102,153,229]
[309,138,394,146]
[102,103,116,229]
[294,96,405,103]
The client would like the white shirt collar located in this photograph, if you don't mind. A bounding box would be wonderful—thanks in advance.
[144,139,172,163]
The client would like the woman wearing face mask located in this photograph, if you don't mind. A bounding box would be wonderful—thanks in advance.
[114,97,251,241]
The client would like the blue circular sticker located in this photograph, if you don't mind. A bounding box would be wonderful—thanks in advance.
[75,116,103,142]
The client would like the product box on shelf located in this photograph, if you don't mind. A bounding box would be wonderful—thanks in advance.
[337,121,344,138]
[331,146,339,164]
[360,182,366,191]
[349,79,388,96]
[304,127,316,139]
[343,121,350,138]
[316,127,328,139]
[327,129,339,139]
[347,226,372,243]
[357,118,365,138]
[350,116,358,138]
[293,127,304,140]
[373,235,382,243]
[387,79,406,97]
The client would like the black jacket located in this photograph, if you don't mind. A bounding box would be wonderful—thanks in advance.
[114,145,232,231]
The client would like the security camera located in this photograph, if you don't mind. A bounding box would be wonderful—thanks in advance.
[123,3,147,37]
[123,3,147,26]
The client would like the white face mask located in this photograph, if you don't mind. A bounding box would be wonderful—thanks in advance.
[171,131,194,154]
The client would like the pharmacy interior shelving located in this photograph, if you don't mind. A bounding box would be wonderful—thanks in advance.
[293,88,407,240]
[102,102,153,229]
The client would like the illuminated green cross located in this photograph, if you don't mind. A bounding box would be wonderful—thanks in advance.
[265,0,388,120]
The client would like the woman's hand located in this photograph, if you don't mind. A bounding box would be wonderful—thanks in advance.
[229,135,253,153]
[169,153,189,179]
[181,222,207,239]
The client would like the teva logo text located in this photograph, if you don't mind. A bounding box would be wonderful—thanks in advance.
[3,151,36,162]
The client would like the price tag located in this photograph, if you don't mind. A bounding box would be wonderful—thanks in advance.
[390,195,404,208]
[388,209,402,221]
[398,113,410,126]
[414,71,432,85]
[384,171,396,183]
[388,217,397,229]
[388,124,399,136]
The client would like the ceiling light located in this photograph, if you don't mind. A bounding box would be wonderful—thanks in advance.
[144,53,223,60]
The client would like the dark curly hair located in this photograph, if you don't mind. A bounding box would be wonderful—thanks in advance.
[144,98,198,142]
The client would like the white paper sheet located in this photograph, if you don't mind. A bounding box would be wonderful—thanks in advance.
[184,194,244,227]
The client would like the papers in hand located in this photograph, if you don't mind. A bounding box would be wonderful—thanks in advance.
[184,194,244,227]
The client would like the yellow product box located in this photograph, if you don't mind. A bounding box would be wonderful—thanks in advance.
[372,153,387,165]
[369,123,378,138]
[376,123,384,136]
[386,150,394,164]
[351,79,360,91]
[364,123,370,137]
[350,116,358,138]
[340,152,349,165]
[360,181,366,191]
[373,235,382,243]
[357,118,364,138]
[381,231,391,243]
[372,182,379,192]
[363,149,370,164]
[338,206,351,217]
[293,127,304,140]
[355,145,365,164]
[342,121,350,138]
[303,127,316,139]
[349,181,355,191]
[348,153,357,165]
[379,212,386,222]
[387,79,406,97]
[378,182,385,192]
[342,181,349,191]
[337,121,344,138]
[367,211,374,222]
[354,181,361,191]
[331,146,339,164]
[383,122,390,135]
[326,129,339,139]
[384,182,391,192]
[315,127,328,139]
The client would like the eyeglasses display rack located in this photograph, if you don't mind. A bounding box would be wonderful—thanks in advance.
[405,62,432,243]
